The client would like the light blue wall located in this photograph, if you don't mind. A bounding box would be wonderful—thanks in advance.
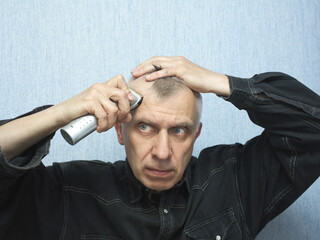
[1,0,319,239]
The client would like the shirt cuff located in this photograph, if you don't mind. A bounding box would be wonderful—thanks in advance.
[223,75,254,110]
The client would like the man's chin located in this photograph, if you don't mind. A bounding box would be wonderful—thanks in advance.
[141,170,179,191]
[143,181,176,192]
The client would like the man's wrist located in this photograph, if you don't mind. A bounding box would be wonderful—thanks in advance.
[208,72,231,97]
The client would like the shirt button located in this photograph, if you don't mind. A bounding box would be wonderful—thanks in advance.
[216,235,221,240]
[164,209,168,214]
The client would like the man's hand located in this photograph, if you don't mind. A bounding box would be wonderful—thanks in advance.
[131,56,231,97]
[0,75,133,161]
[57,75,134,133]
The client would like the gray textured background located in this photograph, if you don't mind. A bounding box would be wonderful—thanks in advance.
[1,0,319,239]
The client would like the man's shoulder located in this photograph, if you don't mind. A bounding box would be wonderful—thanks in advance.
[190,143,241,173]
[54,159,126,169]
[49,160,129,201]
[197,143,240,162]
[187,144,241,190]
[52,160,127,184]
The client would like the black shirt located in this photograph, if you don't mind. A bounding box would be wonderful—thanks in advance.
[0,72,319,239]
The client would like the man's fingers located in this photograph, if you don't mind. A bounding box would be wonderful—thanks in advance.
[145,69,172,81]
[107,74,135,100]
[96,100,118,132]
[106,75,130,93]
[107,88,131,121]
[93,105,108,133]
[97,87,131,130]
[98,75,133,121]
[117,113,132,123]
[131,64,156,77]
[86,79,132,132]
[131,56,174,77]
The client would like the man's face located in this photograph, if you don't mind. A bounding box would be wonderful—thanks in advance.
[115,78,202,192]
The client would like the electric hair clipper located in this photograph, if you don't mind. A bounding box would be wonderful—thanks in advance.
[60,88,143,145]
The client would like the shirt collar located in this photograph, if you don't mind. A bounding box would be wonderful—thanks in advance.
[124,160,144,204]
[124,157,194,203]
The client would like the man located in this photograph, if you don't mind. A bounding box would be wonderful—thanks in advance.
[0,56,319,239]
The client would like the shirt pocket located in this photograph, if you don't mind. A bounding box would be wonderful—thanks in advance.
[80,234,122,240]
[184,208,242,240]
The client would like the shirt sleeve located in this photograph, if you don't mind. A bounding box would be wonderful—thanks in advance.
[0,105,54,192]
[226,72,320,236]
[0,106,65,239]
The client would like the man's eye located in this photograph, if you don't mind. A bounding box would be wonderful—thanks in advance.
[172,127,186,135]
[138,123,151,132]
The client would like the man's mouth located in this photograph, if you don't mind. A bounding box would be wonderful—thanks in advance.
[145,168,173,178]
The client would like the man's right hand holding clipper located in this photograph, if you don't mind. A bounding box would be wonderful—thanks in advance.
[0,75,133,161]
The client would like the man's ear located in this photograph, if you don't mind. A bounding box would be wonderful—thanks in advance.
[114,123,124,145]
[194,122,202,142]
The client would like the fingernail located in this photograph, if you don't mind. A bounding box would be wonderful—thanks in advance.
[131,69,138,76]
[128,92,134,100]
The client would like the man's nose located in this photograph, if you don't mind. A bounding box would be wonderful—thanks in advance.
[152,131,172,160]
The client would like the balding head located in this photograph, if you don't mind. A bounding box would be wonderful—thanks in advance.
[128,69,202,125]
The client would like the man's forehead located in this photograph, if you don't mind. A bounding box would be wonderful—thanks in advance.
[133,95,197,128]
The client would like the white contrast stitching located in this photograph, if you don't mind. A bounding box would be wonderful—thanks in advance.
[64,185,157,213]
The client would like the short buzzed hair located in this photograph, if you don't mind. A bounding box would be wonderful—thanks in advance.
[130,67,203,124]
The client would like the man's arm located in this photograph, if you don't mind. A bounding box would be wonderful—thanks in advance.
[132,56,320,236]
[131,56,231,97]
[0,105,66,161]
[225,72,320,234]
[0,75,132,161]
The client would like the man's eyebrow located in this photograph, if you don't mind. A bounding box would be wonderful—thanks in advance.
[134,117,194,129]
[134,118,157,127]
[172,122,194,129]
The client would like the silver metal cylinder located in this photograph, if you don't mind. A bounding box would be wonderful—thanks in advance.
[60,115,98,145]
